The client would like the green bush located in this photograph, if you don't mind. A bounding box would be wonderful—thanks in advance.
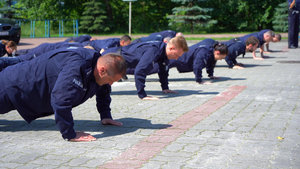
[272,2,288,32]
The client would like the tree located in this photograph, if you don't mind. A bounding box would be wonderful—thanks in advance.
[203,0,283,32]
[167,0,216,33]
[13,0,84,20]
[79,0,109,34]
[0,0,16,18]
[105,0,175,33]
[272,2,288,32]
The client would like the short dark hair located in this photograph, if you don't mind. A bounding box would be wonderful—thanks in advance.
[265,30,274,37]
[2,40,17,51]
[245,36,259,46]
[275,34,282,41]
[169,36,189,52]
[120,35,132,42]
[214,43,228,55]
[100,53,127,77]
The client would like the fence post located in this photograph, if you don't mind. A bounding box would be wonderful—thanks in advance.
[45,20,47,37]
[30,20,36,38]
[62,20,64,37]
[33,20,35,38]
[30,20,32,38]
[48,20,50,37]
[73,19,75,36]
[73,19,79,37]
[45,20,51,38]
[59,20,61,37]
[76,19,78,37]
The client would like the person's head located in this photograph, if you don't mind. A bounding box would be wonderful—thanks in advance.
[273,33,281,42]
[120,35,132,47]
[263,30,274,43]
[2,40,17,54]
[176,32,183,37]
[163,37,171,43]
[213,43,228,60]
[94,53,127,86]
[166,36,188,60]
[245,36,259,52]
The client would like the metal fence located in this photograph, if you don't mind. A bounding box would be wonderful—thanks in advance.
[17,19,79,38]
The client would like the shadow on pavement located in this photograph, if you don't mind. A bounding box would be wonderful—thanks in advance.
[123,77,246,83]
[94,117,172,138]
[17,42,33,46]
[266,50,287,53]
[0,118,171,139]
[261,56,287,59]
[240,56,287,59]
[216,64,272,68]
[111,89,218,98]
[168,78,196,82]
[209,77,246,82]
[168,77,246,82]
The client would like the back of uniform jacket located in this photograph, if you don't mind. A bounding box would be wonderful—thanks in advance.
[0,47,105,140]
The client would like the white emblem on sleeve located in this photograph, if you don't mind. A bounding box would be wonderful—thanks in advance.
[73,78,83,88]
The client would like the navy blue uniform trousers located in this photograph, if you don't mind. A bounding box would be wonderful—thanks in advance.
[288,8,299,48]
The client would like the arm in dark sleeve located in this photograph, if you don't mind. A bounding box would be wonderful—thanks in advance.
[106,39,120,49]
[158,62,169,90]
[206,60,216,77]
[126,67,135,75]
[0,57,21,71]
[225,45,239,68]
[134,49,157,98]
[96,84,112,120]
[193,51,206,83]
[76,35,92,43]
[51,59,85,140]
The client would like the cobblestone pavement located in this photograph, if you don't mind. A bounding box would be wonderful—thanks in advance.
[0,38,299,169]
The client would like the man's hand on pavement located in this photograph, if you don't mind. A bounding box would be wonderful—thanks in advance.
[101,118,123,126]
[69,131,96,142]
[162,89,178,94]
[142,96,159,100]
[233,65,245,69]
[199,81,212,85]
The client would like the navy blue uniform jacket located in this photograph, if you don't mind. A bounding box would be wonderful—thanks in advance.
[239,29,270,47]
[132,30,176,44]
[83,38,120,52]
[124,39,218,78]
[223,38,246,68]
[0,43,10,57]
[65,35,92,43]
[0,47,112,140]
[18,42,84,61]
[132,35,162,44]
[169,39,216,83]
[105,41,169,98]
[149,30,177,39]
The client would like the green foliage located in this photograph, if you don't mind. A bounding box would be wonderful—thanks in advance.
[79,0,109,34]
[130,0,175,33]
[2,0,290,35]
[272,2,288,32]
[0,0,16,18]
[168,0,217,33]
[13,0,84,20]
[203,0,283,32]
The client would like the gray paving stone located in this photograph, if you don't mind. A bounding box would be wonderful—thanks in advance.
[1,40,300,168]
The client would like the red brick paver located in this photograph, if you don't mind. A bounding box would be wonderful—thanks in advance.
[99,85,247,169]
